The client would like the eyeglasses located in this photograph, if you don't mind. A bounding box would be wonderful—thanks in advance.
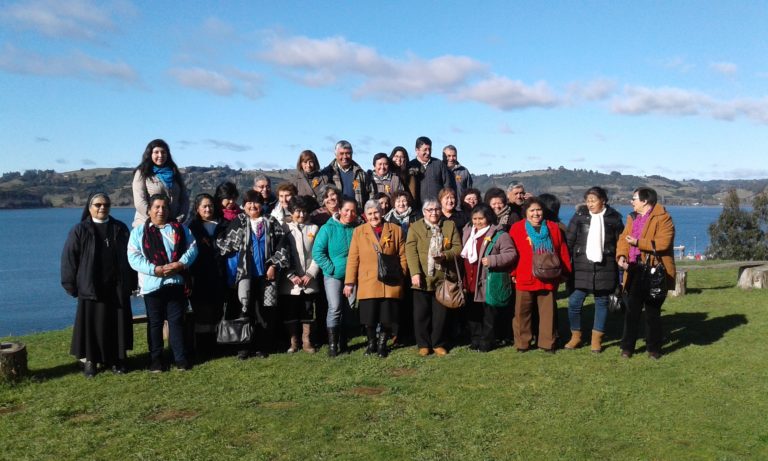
[91,203,110,208]
[424,208,440,213]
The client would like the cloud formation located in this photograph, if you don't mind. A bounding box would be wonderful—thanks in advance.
[0,0,132,42]
[0,44,139,83]
[710,61,738,76]
[259,34,487,100]
[455,76,557,110]
[611,85,768,124]
[204,139,252,152]
[168,66,262,99]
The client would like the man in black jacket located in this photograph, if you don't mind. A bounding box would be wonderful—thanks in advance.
[407,136,454,208]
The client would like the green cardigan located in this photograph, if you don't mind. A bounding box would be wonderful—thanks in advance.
[404,218,462,291]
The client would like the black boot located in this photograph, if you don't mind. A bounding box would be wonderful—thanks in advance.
[327,328,339,358]
[377,331,389,358]
[365,327,377,355]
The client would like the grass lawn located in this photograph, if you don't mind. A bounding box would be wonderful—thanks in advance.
[2,266,767,460]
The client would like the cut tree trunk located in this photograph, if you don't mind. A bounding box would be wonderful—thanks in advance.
[0,342,28,382]
[671,270,687,297]
[737,265,768,290]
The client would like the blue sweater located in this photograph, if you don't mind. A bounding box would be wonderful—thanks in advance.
[128,223,198,295]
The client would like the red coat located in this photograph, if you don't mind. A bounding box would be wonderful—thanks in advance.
[508,219,572,292]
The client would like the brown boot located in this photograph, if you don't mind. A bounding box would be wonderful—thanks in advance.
[564,330,582,349]
[287,322,300,353]
[302,323,316,354]
[591,330,604,353]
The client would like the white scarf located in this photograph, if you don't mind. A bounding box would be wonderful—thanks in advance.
[460,225,490,264]
[249,217,267,238]
[586,209,606,263]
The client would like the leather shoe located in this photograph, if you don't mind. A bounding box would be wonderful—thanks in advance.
[418,347,431,357]
[433,347,448,357]
[621,350,633,359]
[648,351,661,360]
[111,363,127,375]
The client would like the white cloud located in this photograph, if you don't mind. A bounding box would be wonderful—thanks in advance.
[566,78,616,102]
[168,66,263,99]
[660,56,694,73]
[454,76,557,110]
[710,61,738,76]
[0,0,132,42]
[204,139,252,152]
[611,85,768,124]
[611,86,709,116]
[259,34,487,100]
[169,67,234,95]
[0,44,139,83]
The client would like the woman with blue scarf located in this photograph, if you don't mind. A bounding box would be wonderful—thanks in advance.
[132,139,189,228]
[509,197,571,353]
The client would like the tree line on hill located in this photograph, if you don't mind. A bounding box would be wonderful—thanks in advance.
[1,165,768,210]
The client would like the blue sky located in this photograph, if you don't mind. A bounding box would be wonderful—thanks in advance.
[1,0,767,180]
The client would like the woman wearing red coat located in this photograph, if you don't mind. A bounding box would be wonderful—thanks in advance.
[509,197,572,352]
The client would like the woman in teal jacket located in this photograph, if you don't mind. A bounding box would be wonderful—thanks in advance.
[312,199,359,356]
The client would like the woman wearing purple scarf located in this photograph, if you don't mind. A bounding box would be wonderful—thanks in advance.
[616,187,675,360]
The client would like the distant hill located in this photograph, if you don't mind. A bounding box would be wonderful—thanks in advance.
[1,166,767,209]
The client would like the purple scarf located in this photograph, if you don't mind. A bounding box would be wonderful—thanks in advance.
[629,207,652,263]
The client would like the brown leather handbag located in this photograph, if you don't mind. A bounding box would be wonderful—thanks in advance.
[435,256,465,309]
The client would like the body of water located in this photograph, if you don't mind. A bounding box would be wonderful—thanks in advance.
[0,205,720,337]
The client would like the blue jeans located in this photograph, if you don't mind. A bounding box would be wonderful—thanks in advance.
[144,284,188,365]
[567,288,609,332]
[324,277,348,329]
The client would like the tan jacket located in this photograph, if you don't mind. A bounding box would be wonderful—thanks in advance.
[345,223,407,300]
[405,218,462,291]
[616,204,676,289]
[131,170,189,228]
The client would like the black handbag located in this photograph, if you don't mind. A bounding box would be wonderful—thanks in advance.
[640,241,667,302]
[374,243,402,286]
[216,302,253,345]
[608,285,626,314]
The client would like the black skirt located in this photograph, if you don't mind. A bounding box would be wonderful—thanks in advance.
[70,289,133,363]
[358,298,399,326]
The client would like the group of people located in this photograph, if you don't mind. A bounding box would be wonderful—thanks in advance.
[61,137,676,377]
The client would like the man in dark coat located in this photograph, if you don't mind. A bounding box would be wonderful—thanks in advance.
[321,140,370,211]
[407,136,454,208]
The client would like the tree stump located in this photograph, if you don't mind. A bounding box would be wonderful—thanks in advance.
[0,342,28,382]
[671,270,687,297]
[737,265,768,290]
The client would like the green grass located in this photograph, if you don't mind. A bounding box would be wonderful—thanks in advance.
[2,267,767,460]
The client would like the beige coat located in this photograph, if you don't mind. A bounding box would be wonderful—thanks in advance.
[345,222,407,300]
[131,170,189,227]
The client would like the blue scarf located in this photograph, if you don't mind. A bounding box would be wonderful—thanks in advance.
[153,166,174,189]
[525,220,554,253]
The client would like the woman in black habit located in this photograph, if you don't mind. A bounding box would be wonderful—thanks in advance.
[61,192,136,377]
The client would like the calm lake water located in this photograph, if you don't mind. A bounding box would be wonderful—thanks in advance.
[0,205,721,337]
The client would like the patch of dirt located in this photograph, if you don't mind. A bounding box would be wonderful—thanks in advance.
[258,401,298,410]
[349,386,386,396]
[146,409,199,422]
[0,404,25,415]
[390,367,417,377]
[68,412,99,423]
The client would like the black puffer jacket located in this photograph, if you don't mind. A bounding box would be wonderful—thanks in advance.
[566,205,624,292]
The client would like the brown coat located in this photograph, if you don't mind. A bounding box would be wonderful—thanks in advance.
[345,222,407,300]
[616,204,676,289]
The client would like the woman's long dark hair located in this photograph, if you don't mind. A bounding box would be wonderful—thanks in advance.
[135,139,184,188]
[190,193,215,222]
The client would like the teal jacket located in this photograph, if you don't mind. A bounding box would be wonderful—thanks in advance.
[312,217,357,280]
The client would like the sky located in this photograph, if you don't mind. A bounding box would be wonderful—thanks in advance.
[1,0,767,180]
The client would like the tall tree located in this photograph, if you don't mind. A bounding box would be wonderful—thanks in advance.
[707,189,767,260]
